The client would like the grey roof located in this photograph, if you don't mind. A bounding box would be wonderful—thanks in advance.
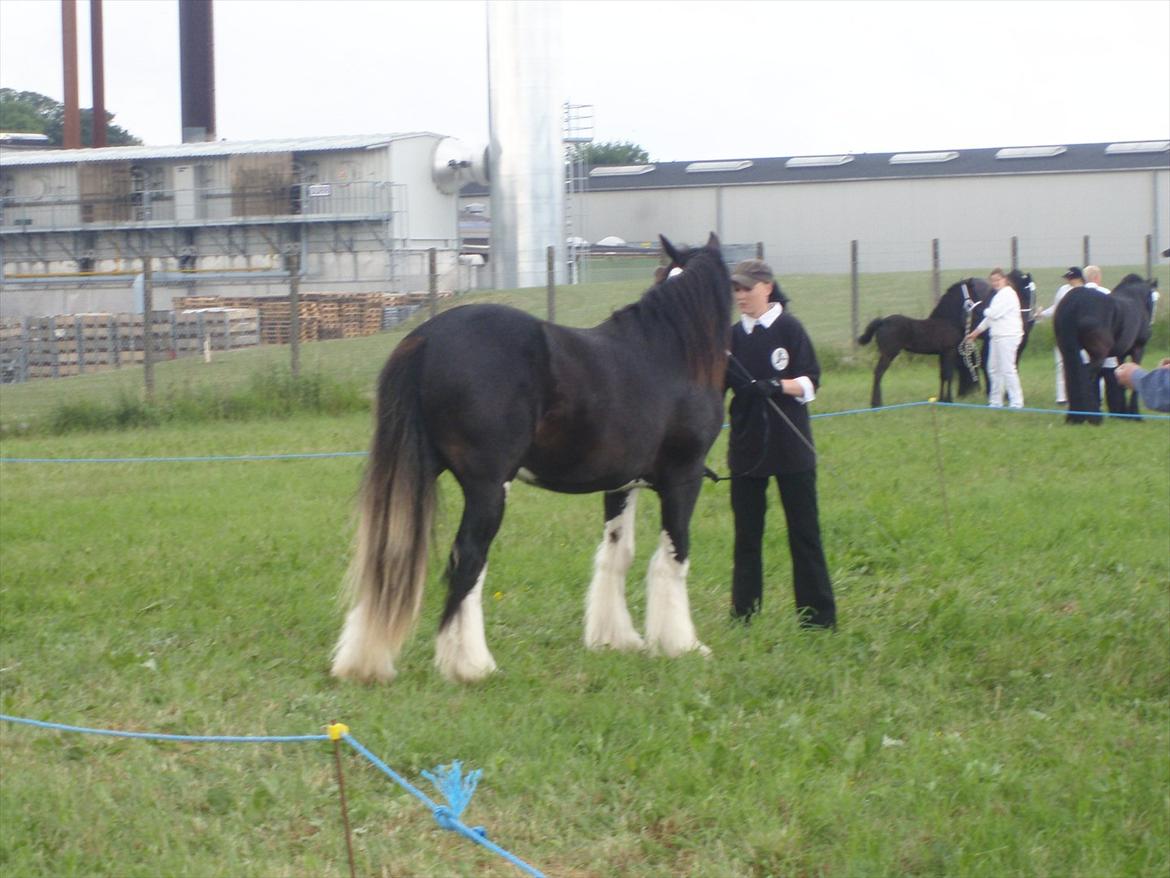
[0,132,440,167]
[461,140,1169,197]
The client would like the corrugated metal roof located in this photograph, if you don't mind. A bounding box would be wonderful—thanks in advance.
[0,132,439,167]
[461,140,1169,196]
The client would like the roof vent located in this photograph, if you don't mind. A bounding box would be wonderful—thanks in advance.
[685,160,753,173]
[590,164,655,177]
[1104,140,1170,155]
[995,146,1067,160]
[786,155,854,168]
[889,151,959,165]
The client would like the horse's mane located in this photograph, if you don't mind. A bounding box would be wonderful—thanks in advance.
[1113,273,1156,317]
[600,247,730,385]
[931,277,988,323]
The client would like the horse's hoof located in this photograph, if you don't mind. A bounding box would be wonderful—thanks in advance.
[331,659,397,684]
[586,633,645,653]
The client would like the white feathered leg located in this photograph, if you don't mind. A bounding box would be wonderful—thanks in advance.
[434,567,498,683]
[332,598,399,682]
[584,492,645,651]
[645,530,710,658]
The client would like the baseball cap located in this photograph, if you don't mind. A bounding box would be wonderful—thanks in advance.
[1062,267,1084,280]
[731,259,774,288]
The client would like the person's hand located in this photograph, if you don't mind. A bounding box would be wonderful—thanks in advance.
[1159,357,1170,368]
[748,379,777,399]
[1115,362,1139,389]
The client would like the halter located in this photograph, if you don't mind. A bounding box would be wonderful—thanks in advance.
[957,281,983,383]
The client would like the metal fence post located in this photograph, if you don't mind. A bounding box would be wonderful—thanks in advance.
[1010,236,1019,271]
[1083,235,1091,267]
[19,317,30,383]
[49,316,59,379]
[428,248,438,321]
[1145,234,1153,280]
[75,316,85,375]
[143,256,154,401]
[547,245,556,322]
[110,313,120,369]
[850,240,859,350]
[287,249,301,379]
[756,241,765,260]
[931,238,941,304]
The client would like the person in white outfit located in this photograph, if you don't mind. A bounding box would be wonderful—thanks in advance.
[965,268,1024,408]
[1034,267,1085,404]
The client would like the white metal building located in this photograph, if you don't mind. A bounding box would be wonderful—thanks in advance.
[464,140,1170,274]
[0,133,477,317]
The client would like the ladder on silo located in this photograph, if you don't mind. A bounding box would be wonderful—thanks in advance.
[563,102,593,285]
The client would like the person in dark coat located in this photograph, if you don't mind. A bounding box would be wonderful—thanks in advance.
[725,259,836,628]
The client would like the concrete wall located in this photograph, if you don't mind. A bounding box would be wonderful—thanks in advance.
[463,167,1169,274]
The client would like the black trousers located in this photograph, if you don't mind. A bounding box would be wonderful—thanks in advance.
[731,468,836,627]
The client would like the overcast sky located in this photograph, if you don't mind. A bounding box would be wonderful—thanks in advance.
[1,0,1168,161]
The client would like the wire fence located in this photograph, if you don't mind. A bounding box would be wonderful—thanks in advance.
[0,712,546,878]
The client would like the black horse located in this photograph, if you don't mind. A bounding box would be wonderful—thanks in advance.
[857,277,992,407]
[332,233,730,683]
[1054,273,1158,423]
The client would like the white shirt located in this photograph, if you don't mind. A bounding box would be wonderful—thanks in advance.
[975,286,1024,338]
[739,303,816,404]
[1038,283,1072,320]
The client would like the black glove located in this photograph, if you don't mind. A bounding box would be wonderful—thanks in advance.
[747,378,778,400]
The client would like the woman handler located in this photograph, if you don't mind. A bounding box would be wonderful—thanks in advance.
[725,259,836,629]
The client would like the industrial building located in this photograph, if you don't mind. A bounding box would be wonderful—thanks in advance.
[464,139,1170,274]
[0,132,484,318]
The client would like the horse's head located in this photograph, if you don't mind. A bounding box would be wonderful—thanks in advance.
[1115,273,1161,319]
[1009,269,1037,320]
[935,277,991,325]
[659,232,723,277]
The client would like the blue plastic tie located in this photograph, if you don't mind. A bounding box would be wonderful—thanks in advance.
[422,760,482,822]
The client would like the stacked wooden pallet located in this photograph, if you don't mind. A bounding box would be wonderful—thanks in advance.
[172,292,438,344]
[0,310,260,381]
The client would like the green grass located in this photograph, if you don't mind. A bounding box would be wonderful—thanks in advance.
[2,367,1168,876]
[1,265,1168,876]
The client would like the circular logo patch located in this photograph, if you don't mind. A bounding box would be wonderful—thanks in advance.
[770,347,790,372]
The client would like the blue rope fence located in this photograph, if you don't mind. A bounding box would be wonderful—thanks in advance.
[0,713,545,877]
[0,400,1165,465]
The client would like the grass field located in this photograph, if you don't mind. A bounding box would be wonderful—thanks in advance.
[1,268,1168,877]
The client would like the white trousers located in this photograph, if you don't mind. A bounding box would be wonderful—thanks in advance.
[1053,347,1066,403]
[988,335,1024,408]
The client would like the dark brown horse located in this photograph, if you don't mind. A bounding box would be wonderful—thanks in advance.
[857,278,992,407]
[332,234,730,683]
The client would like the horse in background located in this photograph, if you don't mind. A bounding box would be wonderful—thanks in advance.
[1054,273,1158,423]
[1009,269,1038,359]
[332,233,730,684]
[857,277,992,407]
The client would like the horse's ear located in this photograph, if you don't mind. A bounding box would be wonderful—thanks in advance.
[660,235,683,265]
[706,232,721,251]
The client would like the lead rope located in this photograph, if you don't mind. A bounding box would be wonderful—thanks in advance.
[706,349,901,547]
[958,282,982,384]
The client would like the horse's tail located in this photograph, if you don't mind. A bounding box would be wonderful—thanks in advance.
[857,318,884,346]
[332,336,437,681]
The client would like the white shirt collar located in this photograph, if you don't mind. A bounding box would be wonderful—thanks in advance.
[740,302,783,334]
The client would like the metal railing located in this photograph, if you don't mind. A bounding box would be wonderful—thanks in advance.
[1,180,402,231]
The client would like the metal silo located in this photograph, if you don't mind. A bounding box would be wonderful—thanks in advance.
[487,1,565,289]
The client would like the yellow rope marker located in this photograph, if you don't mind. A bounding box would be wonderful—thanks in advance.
[328,722,350,741]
